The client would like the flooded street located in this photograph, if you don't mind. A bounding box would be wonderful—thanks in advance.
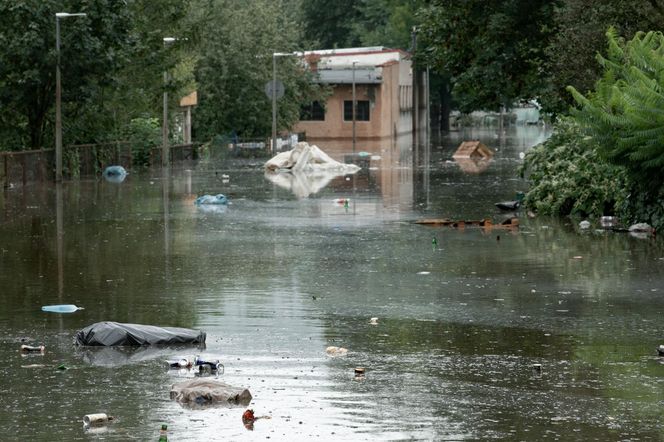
[1,126,663,441]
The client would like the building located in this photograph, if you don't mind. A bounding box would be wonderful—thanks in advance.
[292,47,423,143]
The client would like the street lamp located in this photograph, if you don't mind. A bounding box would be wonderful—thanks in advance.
[55,12,86,182]
[162,37,177,168]
[352,60,358,153]
[271,52,300,152]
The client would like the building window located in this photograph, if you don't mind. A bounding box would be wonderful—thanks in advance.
[344,100,370,121]
[300,101,325,121]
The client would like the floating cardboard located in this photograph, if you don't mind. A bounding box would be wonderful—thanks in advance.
[452,140,494,160]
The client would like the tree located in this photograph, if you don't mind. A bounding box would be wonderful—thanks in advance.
[568,29,664,187]
[192,0,327,141]
[301,0,362,49]
[417,0,556,113]
[0,0,195,151]
[0,0,133,150]
[541,0,664,115]
[352,0,422,49]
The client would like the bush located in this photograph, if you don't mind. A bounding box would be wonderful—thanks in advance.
[519,118,630,218]
[124,117,160,167]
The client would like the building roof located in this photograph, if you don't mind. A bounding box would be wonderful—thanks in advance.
[302,47,410,85]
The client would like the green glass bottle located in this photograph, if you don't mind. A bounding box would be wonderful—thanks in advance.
[158,424,168,441]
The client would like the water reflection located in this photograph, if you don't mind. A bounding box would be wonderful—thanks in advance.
[1,126,664,440]
[264,169,355,199]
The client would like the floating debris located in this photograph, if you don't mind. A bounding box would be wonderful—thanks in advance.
[83,413,114,426]
[325,346,348,357]
[41,304,84,313]
[415,217,519,230]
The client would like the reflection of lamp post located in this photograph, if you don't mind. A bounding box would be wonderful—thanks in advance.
[271,52,299,152]
[162,37,176,168]
[352,60,358,153]
[55,12,86,182]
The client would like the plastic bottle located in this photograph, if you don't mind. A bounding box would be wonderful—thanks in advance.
[166,358,191,369]
[158,424,168,441]
[20,344,45,353]
[41,304,84,313]
[194,356,223,372]
[83,413,113,426]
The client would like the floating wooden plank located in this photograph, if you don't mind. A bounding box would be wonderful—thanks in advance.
[415,217,519,229]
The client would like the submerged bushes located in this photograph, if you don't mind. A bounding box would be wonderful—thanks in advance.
[520,118,629,218]
[521,118,664,230]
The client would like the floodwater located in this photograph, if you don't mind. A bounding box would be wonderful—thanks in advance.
[1,125,663,441]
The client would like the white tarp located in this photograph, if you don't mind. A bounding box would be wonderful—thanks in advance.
[265,142,361,174]
[264,142,360,198]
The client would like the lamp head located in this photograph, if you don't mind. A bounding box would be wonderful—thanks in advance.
[56,12,87,18]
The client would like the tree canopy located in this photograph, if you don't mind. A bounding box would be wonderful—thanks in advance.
[0,0,133,150]
[568,28,664,187]
[417,0,555,113]
[541,0,664,115]
[192,0,327,140]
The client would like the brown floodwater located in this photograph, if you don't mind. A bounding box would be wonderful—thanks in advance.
[1,126,663,441]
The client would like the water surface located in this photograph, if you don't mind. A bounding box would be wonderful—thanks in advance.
[1,126,663,441]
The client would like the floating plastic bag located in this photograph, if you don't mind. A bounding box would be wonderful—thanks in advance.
[195,194,228,205]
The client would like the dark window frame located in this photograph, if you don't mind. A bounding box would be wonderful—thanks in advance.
[343,100,370,121]
[300,101,325,121]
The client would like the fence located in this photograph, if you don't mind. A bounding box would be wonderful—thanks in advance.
[1,142,197,188]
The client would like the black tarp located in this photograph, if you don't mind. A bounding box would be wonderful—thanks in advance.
[75,321,206,346]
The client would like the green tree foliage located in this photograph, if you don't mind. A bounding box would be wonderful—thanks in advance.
[353,0,422,49]
[568,29,664,187]
[541,0,664,115]
[192,0,326,140]
[520,118,629,218]
[417,0,555,113]
[0,0,194,152]
[301,0,422,50]
[0,0,133,150]
[301,0,362,48]
[124,117,161,167]
[566,29,664,229]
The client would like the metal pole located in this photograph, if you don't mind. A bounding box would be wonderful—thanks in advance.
[54,12,86,182]
[55,17,62,182]
[162,68,169,167]
[272,53,277,153]
[352,61,357,154]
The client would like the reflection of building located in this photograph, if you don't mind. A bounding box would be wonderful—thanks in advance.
[293,47,424,142]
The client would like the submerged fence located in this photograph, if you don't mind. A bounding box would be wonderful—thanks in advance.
[1,142,197,187]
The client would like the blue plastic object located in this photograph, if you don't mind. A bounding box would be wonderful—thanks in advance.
[194,194,228,205]
[41,304,84,313]
[103,165,128,183]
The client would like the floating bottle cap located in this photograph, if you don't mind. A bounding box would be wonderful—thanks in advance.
[354,367,365,375]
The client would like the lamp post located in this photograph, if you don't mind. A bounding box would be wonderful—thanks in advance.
[351,60,359,154]
[55,12,86,182]
[162,37,176,168]
[271,52,300,152]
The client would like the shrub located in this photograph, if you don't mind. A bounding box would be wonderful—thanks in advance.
[124,117,160,167]
[519,118,630,218]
